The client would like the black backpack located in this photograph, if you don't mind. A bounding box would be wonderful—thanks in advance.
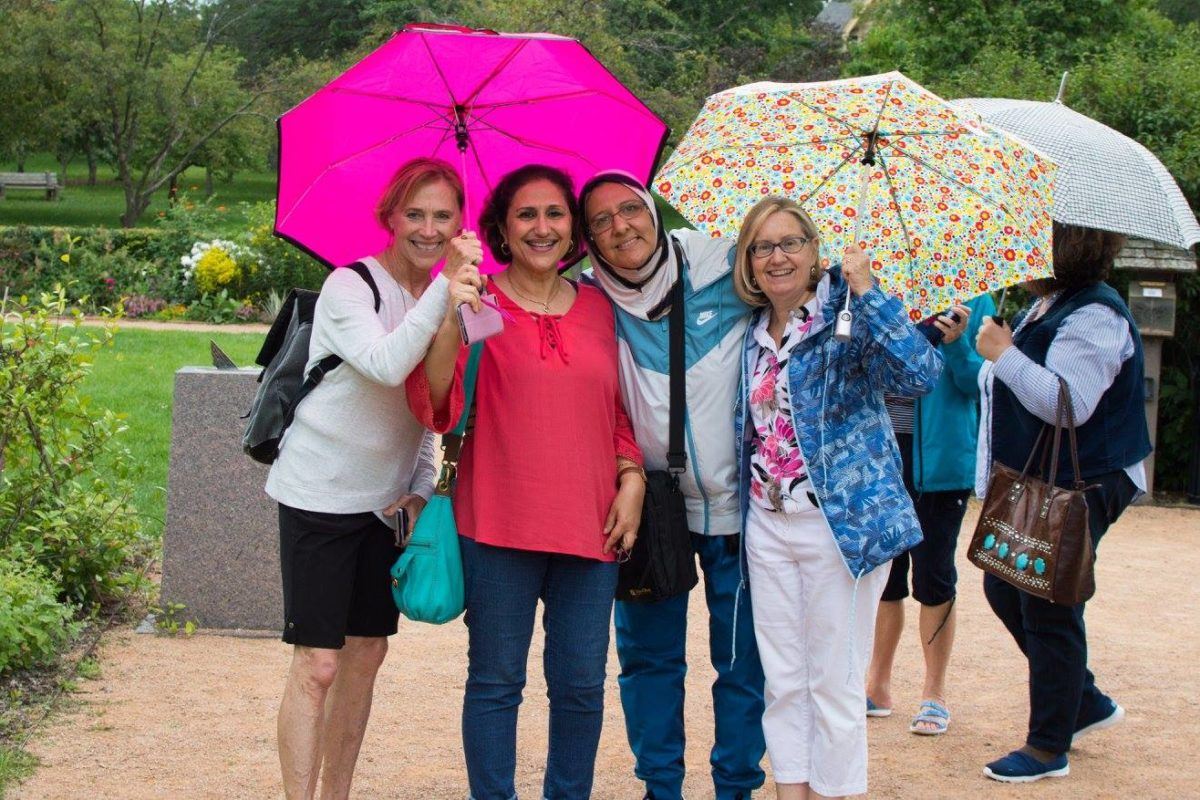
[242,262,380,464]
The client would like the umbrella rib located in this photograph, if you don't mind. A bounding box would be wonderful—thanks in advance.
[798,141,865,207]
[327,88,458,111]
[468,116,602,165]
[875,150,918,279]
[868,79,898,136]
[466,142,495,202]
[792,99,861,138]
[471,88,598,110]
[420,32,462,106]
[463,39,530,106]
[661,137,860,174]
[278,116,452,226]
[880,140,1017,223]
[884,128,974,139]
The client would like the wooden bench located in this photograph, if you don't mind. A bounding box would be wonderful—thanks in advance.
[0,171,61,200]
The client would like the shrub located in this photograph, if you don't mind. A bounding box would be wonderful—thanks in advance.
[0,198,328,315]
[0,556,78,675]
[0,288,151,610]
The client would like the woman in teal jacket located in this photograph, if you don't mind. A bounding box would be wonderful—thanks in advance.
[866,293,995,736]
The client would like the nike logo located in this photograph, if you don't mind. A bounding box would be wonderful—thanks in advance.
[696,310,716,326]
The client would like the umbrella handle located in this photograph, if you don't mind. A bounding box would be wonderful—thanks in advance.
[992,285,1009,325]
[835,164,873,343]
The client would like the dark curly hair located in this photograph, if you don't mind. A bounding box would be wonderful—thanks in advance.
[1028,222,1127,295]
[478,164,584,266]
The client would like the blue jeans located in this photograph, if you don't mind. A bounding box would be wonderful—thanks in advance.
[982,469,1139,754]
[615,532,766,800]
[459,536,618,800]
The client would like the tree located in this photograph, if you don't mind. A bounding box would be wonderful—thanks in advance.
[56,0,278,226]
[206,0,375,76]
[0,1,63,170]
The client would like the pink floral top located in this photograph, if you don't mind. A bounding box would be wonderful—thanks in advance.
[748,301,821,513]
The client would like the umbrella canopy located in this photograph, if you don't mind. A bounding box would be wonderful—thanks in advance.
[952,97,1200,251]
[655,72,1058,320]
[276,23,669,270]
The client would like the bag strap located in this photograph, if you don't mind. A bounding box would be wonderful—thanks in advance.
[345,261,382,313]
[435,342,484,495]
[1053,376,1085,489]
[282,263,385,435]
[667,238,687,475]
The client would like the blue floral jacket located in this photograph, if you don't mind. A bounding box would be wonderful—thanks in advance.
[735,267,944,578]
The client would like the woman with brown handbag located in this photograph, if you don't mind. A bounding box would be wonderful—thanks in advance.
[973,222,1151,783]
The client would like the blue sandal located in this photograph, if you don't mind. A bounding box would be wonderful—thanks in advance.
[909,700,950,735]
[866,697,892,718]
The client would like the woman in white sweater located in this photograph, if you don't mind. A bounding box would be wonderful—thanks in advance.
[267,157,483,800]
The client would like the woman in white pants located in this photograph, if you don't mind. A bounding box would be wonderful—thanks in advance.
[732,197,942,798]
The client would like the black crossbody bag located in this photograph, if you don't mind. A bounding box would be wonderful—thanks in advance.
[616,241,700,603]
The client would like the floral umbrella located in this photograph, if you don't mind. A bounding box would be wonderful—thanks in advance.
[276,23,669,271]
[655,72,1058,329]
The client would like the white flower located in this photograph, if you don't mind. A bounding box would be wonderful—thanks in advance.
[180,239,244,284]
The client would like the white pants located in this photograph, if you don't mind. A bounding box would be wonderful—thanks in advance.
[745,502,889,797]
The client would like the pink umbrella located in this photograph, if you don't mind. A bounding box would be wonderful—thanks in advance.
[275,22,669,271]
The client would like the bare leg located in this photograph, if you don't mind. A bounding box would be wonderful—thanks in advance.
[278,646,340,800]
[865,600,904,709]
[317,636,389,800]
[914,599,956,732]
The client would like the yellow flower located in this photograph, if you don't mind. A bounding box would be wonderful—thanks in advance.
[194,246,240,293]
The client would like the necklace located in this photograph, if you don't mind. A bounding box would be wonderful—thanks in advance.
[504,273,562,313]
[377,249,427,300]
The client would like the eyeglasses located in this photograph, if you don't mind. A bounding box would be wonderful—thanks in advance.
[588,200,648,234]
[748,236,813,259]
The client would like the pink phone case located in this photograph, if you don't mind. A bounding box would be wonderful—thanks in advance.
[456,295,505,344]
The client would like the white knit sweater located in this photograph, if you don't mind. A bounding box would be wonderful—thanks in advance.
[265,257,449,513]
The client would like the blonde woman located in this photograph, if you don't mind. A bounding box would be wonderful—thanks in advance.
[731,197,941,799]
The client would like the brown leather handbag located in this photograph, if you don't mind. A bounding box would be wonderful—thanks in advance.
[968,377,1096,605]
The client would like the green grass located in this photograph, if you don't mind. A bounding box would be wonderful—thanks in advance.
[0,153,274,232]
[81,327,266,539]
[0,744,37,798]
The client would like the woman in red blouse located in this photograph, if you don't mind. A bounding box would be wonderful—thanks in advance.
[407,164,644,800]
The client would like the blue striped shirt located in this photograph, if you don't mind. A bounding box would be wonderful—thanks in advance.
[976,295,1147,498]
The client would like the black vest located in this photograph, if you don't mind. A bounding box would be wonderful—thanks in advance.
[990,283,1151,485]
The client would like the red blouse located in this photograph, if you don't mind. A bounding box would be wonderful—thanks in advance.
[407,281,642,562]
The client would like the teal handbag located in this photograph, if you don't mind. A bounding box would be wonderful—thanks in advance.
[390,344,482,624]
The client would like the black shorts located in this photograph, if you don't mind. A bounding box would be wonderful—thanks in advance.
[278,504,400,648]
[881,433,971,606]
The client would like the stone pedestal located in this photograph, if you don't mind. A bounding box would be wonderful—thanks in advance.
[161,367,280,631]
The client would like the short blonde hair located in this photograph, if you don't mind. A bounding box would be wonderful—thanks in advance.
[733,197,822,307]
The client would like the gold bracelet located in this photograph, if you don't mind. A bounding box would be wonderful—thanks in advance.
[617,464,646,484]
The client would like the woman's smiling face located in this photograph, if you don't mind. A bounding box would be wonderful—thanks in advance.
[503,179,574,274]
[385,179,462,272]
[749,210,818,304]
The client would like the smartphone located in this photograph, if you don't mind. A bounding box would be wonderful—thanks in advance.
[375,507,410,549]
[918,309,961,346]
[456,295,505,345]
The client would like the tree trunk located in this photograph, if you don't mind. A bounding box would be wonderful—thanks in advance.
[86,146,98,187]
[168,173,179,206]
[204,164,214,198]
[15,145,26,172]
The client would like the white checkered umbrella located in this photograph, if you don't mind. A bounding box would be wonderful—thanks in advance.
[953,97,1200,250]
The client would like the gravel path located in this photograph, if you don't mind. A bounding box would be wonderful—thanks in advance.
[12,503,1200,799]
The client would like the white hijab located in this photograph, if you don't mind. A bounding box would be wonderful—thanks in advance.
[579,170,681,320]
